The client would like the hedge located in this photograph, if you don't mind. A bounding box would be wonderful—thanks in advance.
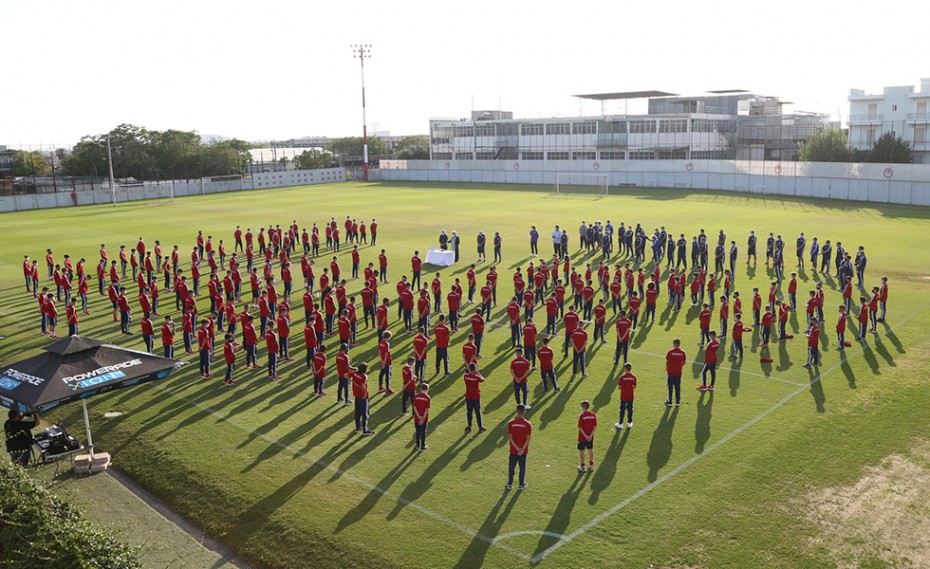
[0,461,141,568]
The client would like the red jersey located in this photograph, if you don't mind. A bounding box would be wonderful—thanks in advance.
[699,309,712,330]
[379,340,392,366]
[522,323,537,347]
[411,256,422,272]
[412,392,431,425]
[808,324,820,347]
[376,305,389,329]
[464,371,483,400]
[471,313,485,335]
[665,347,687,375]
[351,371,369,399]
[335,352,351,377]
[161,322,175,346]
[615,317,632,342]
[571,328,588,353]
[312,352,327,379]
[563,311,580,333]
[704,339,720,364]
[402,365,417,392]
[732,319,744,340]
[618,372,637,400]
[223,342,236,365]
[578,410,597,442]
[507,417,532,455]
[538,345,554,371]
[510,356,531,383]
[264,331,279,354]
[434,323,450,349]
[836,314,847,334]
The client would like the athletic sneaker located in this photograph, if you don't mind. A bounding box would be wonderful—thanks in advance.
[614,422,624,429]
[627,422,633,428]
[478,427,488,433]
[587,464,595,472]
[344,399,352,406]
[578,465,586,473]
[554,387,561,392]
[707,385,714,391]
[697,385,707,391]
[802,363,811,368]
[518,483,528,491]
[506,484,513,491]
[420,446,428,452]
[665,401,673,407]
[465,427,472,434]
[361,430,374,436]
[524,404,531,410]
[385,389,395,395]
[675,402,682,406]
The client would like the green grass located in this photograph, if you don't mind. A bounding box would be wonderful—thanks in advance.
[2,181,930,569]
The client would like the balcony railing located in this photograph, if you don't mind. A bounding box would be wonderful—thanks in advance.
[848,114,884,123]
[908,113,930,122]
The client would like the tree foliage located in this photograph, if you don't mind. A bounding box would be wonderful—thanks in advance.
[10,150,52,177]
[869,132,913,164]
[60,124,252,180]
[326,136,389,163]
[395,135,429,160]
[294,149,333,170]
[798,128,854,162]
[0,460,141,568]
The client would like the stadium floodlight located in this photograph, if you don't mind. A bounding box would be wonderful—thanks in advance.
[351,44,372,181]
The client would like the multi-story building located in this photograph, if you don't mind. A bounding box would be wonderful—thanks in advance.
[429,92,828,162]
[848,78,930,164]
[0,146,15,178]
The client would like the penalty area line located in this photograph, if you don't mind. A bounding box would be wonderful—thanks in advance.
[530,301,930,564]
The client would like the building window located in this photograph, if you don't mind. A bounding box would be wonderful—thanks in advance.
[599,151,625,160]
[520,123,544,136]
[629,121,657,134]
[546,123,571,135]
[657,149,688,159]
[522,151,543,160]
[572,122,596,135]
[475,124,495,137]
[432,152,452,160]
[475,152,496,160]
[498,151,519,160]
[691,119,719,133]
[456,152,473,160]
[659,119,688,133]
[571,151,596,160]
[628,150,655,160]
[892,104,898,112]
[453,126,474,138]
[547,151,570,160]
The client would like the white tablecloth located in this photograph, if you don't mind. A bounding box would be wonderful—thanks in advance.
[425,249,456,267]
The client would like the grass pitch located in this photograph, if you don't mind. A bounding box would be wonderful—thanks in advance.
[2,181,929,569]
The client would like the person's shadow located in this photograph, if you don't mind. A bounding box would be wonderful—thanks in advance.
[646,406,679,482]
[695,391,713,454]
[589,426,630,505]
[453,492,521,569]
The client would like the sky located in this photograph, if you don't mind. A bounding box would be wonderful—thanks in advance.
[3,0,927,148]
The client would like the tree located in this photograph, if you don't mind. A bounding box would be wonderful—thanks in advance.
[327,136,389,164]
[395,135,429,159]
[798,128,854,162]
[869,132,913,164]
[294,149,332,170]
[10,150,52,176]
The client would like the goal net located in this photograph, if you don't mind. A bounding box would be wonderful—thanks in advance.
[200,174,244,193]
[553,173,609,196]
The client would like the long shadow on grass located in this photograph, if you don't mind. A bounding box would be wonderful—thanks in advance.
[694,391,713,454]
[334,447,420,533]
[646,406,679,483]
[386,433,471,520]
[807,368,826,413]
[589,427,630,506]
[533,474,589,558]
[452,493,521,569]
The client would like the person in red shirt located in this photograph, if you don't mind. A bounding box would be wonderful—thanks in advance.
[335,343,354,404]
[65,298,78,337]
[593,299,607,345]
[447,287,462,331]
[752,287,763,327]
[430,273,442,315]
[698,331,720,390]
[161,315,175,359]
[117,290,132,335]
[412,383,432,451]
[562,308,580,357]
[479,279,493,320]
[571,325,589,380]
[223,333,238,385]
[760,306,774,346]
[614,310,632,365]
[277,306,292,362]
[410,251,423,290]
[856,297,870,342]
[401,355,418,414]
[352,362,374,435]
[312,344,327,395]
[804,322,821,368]
[378,332,394,394]
[337,309,352,347]
[265,328,281,379]
[718,295,729,340]
[197,319,212,377]
[577,400,597,472]
[730,313,745,360]
[788,272,798,309]
[470,309,485,358]
[537,337,559,392]
[878,276,889,322]
[510,347,532,408]
[835,305,848,352]
[376,298,390,342]
[241,314,258,368]
[140,312,155,353]
[434,314,451,375]
[665,339,687,406]
[463,362,487,433]
[698,303,712,346]
[417,291,431,336]
[644,282,658,324]
[628,291,642,331]
[412,326,429,381]
[521,318,538,369]
[868,286,880,333]
[462,334,478,370]
[616,362,637,428]
[777,301,791,341]
[506,404,532,491]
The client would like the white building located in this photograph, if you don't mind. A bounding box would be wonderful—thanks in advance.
[429,91,827,163]
[848,78,930,163]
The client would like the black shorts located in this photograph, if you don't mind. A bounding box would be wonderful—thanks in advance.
[577,440,593,450]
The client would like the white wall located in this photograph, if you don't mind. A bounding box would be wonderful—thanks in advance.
[379,159,930,207]
[0,168,346,213]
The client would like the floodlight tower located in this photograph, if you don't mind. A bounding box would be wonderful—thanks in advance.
[352,44,371,181]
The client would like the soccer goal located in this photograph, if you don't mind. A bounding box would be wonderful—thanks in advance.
[553,173,609,196]
[200,174,244,194]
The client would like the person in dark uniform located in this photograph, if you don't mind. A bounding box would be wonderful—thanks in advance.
[493,232,503,264]
[450,231,460,262]
[438,231,449,251]
[747,231,757,265]
[820,240,833,274]
[4,410,39,466]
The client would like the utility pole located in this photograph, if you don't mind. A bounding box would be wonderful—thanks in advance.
[107,135,116,206]
[352,44,371,181]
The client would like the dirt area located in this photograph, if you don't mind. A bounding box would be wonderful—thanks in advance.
[805,441,930,568]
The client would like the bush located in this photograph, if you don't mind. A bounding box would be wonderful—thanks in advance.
[0,461,141,569]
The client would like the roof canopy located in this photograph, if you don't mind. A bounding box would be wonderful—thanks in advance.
[573,90,678,101]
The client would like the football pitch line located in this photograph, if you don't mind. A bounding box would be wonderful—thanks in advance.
[148,303,927,565]
[528,300,930,564]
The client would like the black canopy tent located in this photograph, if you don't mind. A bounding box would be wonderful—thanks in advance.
[0,336,180,456]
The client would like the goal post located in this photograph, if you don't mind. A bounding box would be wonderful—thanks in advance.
[553,173,609,196]
[200,174,244,194]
